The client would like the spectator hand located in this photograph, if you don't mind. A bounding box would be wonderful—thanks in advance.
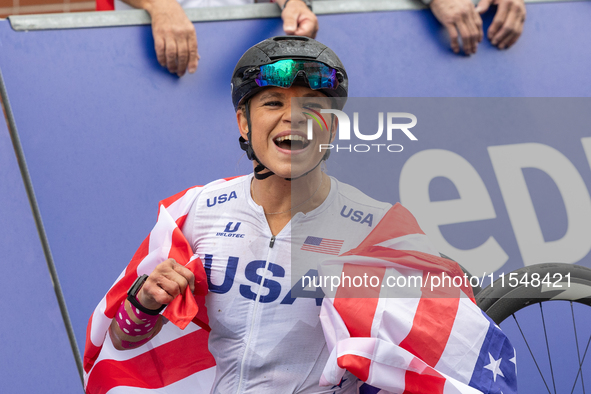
[476,0,525,49]
[430,0,483,55]
[281,0,319,38]
[137,258,196,310]
[145,0,199,76]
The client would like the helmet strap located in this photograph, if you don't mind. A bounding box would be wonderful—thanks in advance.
[240,101,275,180]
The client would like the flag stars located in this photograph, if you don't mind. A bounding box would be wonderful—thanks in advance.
[331,377,347,392]
[509,349,516,367]
[484,353,505,382]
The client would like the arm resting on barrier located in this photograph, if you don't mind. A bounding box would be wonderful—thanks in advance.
[476,0,526,50]
[276,0,319,38]
[121,0,198,77]
[426,0,525,54]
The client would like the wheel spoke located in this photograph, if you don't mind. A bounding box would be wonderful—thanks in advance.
[513,313,552,394]
[570,302,585,394]
[570,328,591,394]
[540,303,557,394]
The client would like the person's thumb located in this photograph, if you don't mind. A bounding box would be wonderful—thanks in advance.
[476,0,492,14]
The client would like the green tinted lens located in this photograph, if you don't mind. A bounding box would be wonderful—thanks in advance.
[255,60,338,90]
[256,59,298,87]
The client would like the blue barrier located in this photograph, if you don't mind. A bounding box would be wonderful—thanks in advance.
[0,111,82,391]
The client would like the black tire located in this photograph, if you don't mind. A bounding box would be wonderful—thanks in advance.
[476,263,591,324]
[476,263,591,394]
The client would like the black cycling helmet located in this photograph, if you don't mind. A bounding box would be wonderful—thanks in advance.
[232,36,348,180]
[231,36,348,111]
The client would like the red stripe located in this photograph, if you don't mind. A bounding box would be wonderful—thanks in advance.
[399,296,459,367]
[95,0,114,11]
[86,329,215,394]
[337,354,371,382]
[402,358,446,394]
[333,264,384,338]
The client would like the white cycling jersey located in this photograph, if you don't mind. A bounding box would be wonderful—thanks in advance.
[181,174,391,394]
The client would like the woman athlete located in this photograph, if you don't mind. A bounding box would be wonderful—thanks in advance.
[108,36,373,393]
[87,36,516,394]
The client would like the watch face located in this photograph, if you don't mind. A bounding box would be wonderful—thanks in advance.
[128,274,149,296]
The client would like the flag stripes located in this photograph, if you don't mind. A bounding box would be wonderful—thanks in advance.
[84,187,516,394]
[84,177,239,392]
[301,236,344,255]
[86,329,215,394]
[319,203,516,394]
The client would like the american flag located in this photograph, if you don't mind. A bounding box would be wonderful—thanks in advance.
[301,236,344,255]
[318,204,517,394]
[82,178,240,394]
[84,181,516,394]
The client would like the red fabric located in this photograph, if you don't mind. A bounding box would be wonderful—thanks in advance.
[85,329,215,394]
[402,358,446,394]
[95,0,114,11]
[84,185,207,375]
[398,297,460,367]
[163,256,210,331]
[333,264,384,338]
[337,354,372,382]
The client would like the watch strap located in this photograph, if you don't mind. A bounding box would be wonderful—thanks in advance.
[127,274,166,315]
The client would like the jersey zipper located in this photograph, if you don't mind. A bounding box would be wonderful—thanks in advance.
[235,235,277,393]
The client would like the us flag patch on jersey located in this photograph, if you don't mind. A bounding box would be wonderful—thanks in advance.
[301,236,344,255]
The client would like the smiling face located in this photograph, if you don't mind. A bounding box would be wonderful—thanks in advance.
[237,85,335,179]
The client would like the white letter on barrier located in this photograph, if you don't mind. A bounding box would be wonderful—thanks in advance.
[489,142,591,266]
[400,149,508,276]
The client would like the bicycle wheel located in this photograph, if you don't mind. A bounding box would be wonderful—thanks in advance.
[476,263,591,394]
